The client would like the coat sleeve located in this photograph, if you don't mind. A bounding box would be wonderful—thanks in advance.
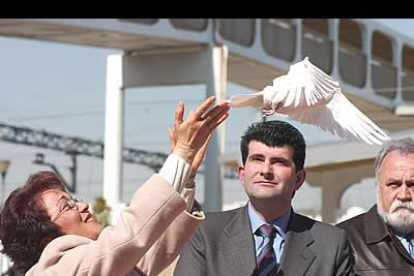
[135,188,205,276]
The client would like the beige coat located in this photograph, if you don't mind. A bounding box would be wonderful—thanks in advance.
[25,174,204,276]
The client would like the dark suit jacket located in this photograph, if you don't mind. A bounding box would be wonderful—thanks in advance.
[337,205,414,276]
[174,205,354,276]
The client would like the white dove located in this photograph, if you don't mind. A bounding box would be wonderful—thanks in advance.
[228,57,390,145]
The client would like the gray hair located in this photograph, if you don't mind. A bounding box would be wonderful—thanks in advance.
[374,137,414,180]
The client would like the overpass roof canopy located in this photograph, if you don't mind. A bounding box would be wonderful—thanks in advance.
[1,18,414,132]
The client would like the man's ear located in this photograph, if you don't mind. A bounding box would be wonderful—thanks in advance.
[237,165,245,183]
[295,169,306,190]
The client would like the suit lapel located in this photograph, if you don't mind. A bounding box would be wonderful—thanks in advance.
[222,206,257,276]
[279,212,316,276]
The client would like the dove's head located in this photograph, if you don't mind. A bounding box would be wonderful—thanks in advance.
[375,138,414,234]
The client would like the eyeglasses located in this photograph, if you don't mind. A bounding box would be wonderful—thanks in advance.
[52,198,79,222]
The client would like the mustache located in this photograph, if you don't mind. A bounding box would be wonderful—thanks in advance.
[390,200,414,213]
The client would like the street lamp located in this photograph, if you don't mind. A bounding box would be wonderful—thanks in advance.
[0,159,10,203]
[0,159,10,275]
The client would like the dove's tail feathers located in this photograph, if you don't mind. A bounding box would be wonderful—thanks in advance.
[228,93,264,108]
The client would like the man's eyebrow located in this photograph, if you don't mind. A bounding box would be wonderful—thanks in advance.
[249,153,264,158]
[384,177,400,181]
[271,157,289,162]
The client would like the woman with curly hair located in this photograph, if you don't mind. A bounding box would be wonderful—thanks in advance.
[0,97,230,276]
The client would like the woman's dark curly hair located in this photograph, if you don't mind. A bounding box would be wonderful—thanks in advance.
[0,171,66,273]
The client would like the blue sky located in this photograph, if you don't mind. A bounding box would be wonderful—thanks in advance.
[0,19,413,211]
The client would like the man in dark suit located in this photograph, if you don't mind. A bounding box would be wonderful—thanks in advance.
[337,138,414,276]
[174,120,354,276]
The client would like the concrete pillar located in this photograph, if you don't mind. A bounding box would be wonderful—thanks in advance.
[103,55,125,207]
[294,19,303,62]
[329,19,340,78]
[306,160,375,223]
[363,27,373,91]
[204,45,228,211]
[394,40,403,105]
[320,173,354,223]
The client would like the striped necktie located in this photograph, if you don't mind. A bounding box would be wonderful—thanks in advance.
[256,224,278,276]
[405,234,414,258]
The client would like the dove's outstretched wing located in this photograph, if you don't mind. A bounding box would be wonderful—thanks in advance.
[264,57,341,109]
[286,92,390,145]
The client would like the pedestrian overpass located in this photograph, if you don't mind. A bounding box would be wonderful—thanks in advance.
[1,18,414,222]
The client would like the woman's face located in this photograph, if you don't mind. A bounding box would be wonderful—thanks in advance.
[39,189,104,240]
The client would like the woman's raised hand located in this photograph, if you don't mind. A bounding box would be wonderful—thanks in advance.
[171,96,230,165]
